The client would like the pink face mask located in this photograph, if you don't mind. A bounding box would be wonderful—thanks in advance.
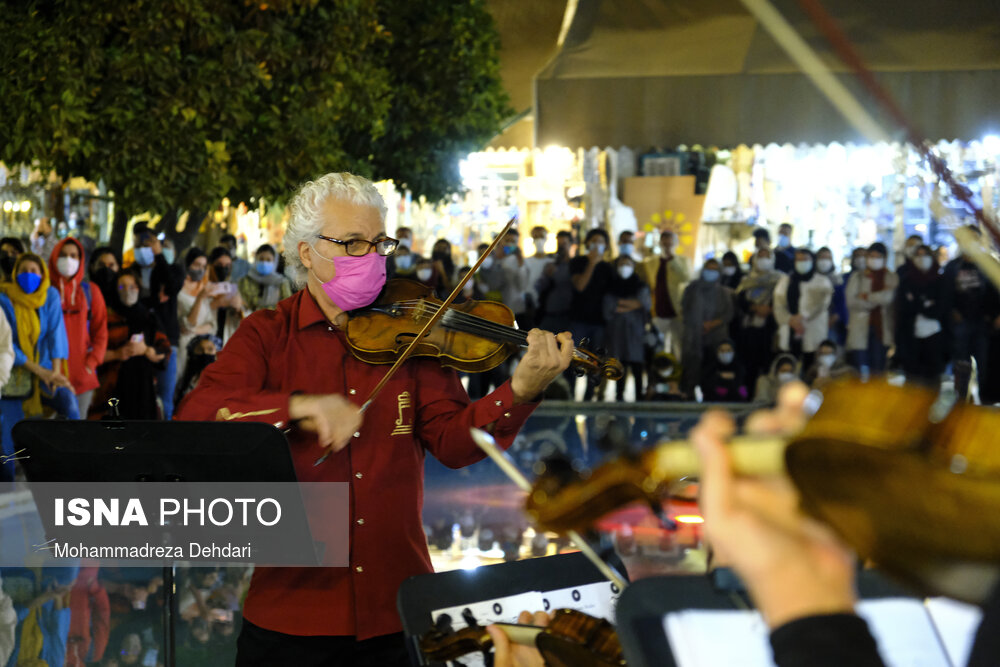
[310,245,386,311]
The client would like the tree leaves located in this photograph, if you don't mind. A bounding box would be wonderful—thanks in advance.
[0,0,510,215]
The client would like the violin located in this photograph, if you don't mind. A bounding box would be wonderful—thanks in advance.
[345,278,624,380]
[525,378,1000,603]
[419,608,625,666]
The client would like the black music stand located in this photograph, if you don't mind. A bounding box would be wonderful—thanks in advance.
[615,570,917,667]
[12,419,307,667]
[397,551,628,666]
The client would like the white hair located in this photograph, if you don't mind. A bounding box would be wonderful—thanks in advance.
[282,172,388,286]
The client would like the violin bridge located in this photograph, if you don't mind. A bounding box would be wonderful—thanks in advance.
[413,299,428,322]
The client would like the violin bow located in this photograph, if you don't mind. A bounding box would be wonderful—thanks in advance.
[469,427,630,591]
[739,0,1000,265]
[314,216,517,466]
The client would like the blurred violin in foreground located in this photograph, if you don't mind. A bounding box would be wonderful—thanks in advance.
[526,378,1000,603]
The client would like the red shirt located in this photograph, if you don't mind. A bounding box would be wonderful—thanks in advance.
[175,288,537,639]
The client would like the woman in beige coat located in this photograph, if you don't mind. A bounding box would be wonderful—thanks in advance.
[845,242,898,373]
[773,249,833,370]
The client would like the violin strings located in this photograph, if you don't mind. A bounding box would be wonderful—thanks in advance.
[388,300,589,361]
[391,301,529,344]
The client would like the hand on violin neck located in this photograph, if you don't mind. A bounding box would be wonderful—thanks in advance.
[289,393,363,453]
[487,610,551,667]
[510,330,574,404]
[692,395,856,630]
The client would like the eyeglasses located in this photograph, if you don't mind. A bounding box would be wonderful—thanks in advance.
[316,234,398,257]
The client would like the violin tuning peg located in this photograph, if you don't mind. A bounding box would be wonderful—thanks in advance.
[578,337,590,349]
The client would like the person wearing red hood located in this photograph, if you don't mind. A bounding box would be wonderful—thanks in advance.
[49,237,109,417]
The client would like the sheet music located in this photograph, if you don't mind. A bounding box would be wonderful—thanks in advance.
[540,580,622,622]
[663,598,954,667]
[856,598,952,667]
[925,597,982,667]
[664,609,773,667]
[431,591,546,667]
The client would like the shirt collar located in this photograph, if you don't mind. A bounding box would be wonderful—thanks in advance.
[297,287,330,330]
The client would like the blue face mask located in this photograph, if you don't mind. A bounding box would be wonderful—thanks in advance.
[16,272,42,294]
[255,260,277,276]
[162,247,176,265]
[134,246,155,267]
[702,269,720,282]
[396,254,413,270]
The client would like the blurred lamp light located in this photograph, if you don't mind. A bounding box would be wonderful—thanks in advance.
[2,201,11,212]
[675,515,704,524]
[982,135,1000,155]
[21,201,30,211]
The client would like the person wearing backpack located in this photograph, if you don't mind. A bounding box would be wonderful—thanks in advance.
[49,237,108,418]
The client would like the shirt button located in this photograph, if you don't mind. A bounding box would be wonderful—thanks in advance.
[503,412,511,418]
[355,566,363,573]
[273,421,285,429]
[349,389,357,395]
[494,400,503,407]
[353,431,361,438]
[355,472,363,479]
[356,518,365,525]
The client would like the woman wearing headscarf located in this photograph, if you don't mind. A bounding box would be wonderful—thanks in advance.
[681,258,735,396]
[846,242,898,374]
[177,248,216,381]
[88,246,121,306]
[735,247,781,385]
[49,237,109,418]
[0,253,75,480]
[895,244,947,386]
[430,239,457,294]
[175,333,222,406]
[95,268,171,419]
[752,353,800,403]
[815,246,848,346]
[602,254,651,401]
[702,339,749,402]
[238,244,294,313]
[773,249,833,370]
[720,251,744,290]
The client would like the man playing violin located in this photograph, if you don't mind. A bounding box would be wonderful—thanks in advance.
[176,173,574,666]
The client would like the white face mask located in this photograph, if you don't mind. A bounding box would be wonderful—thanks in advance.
[868,257,885,271]
[853,257,867,271]
[722,265,737,277]
[534,239,546,254]
[777,371,797,384]
[619,243,634,256]
[915,256,934,272]
[397,237,411,250]
[795,259,813,275]
[816,258,834,274]
[618,265,634,279]
[718,351,735,364]
[756,257,774,272]
[57,256,80,279]
[591,243,606,255]
[416,268,433,282]
[480,256,494,270]
[818,353,836,367]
